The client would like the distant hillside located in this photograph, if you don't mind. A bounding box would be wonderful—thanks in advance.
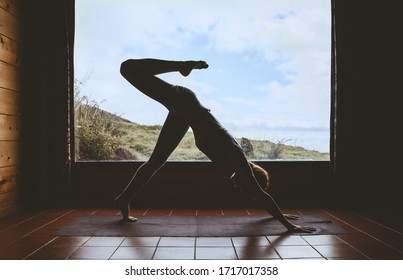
[74,102,329,161]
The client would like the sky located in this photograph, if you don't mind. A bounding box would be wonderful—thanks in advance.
[74,0,331,153]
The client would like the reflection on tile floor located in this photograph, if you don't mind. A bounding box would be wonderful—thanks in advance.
[0,208,402,260]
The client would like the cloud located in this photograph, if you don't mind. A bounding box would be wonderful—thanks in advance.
[74,0,331,150]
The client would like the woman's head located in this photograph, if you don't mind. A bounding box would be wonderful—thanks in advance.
[249,162,270,192]
[230,162,271,192]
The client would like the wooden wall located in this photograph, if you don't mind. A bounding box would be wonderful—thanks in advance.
[0,0,21,217]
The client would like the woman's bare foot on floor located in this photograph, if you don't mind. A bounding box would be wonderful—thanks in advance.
[180,60,208,77]
[113,197,138,222]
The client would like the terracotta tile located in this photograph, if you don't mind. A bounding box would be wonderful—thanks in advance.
[49,236,90,247]
[145,209,172,216]
[10,235,56,248]
[231,237,270,247]
[196,247,237,260]
[130,209,149,216]
[235,246,280,259]
[267,236,309,246]
[83,237,125,247]
[351,244,403,260]
[154,247,194,260]
[68,246,117,260]
[93,209,120,215]
[222,209,249,216]
[197,209,223,216]
[121,237,160,247]
[315,244,367,260]
[69,209,98,216]
[324,209,403,252]
[171,209,197,216]
[285,257,327,260]
[336,234,375,246]
[26,246,79,260]
[0,232,20,247]
[246,209,267,216]
[302,235,346,245]
[0,207,401,261]
[159,237,195,247]
[314,244,368,259]
[111,247,155,260]
[0,245,36,260]
[196,237,232,247]
[275,245,322,259]
[0,211,46,232]
[0,236,56,259]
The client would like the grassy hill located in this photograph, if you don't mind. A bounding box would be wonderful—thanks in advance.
[74,98,329,161]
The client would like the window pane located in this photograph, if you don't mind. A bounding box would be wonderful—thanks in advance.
[74,0,331,161]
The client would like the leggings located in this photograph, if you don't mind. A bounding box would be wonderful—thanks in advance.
[117,59,293,229]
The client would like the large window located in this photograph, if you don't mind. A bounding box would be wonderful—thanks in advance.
[74,0,331,161]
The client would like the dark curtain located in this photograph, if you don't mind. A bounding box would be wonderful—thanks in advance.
[332,1,401,207]
[21,0,75,208]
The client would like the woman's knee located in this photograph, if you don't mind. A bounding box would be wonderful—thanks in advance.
[120,59,135,78]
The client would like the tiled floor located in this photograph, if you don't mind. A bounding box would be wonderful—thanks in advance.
[0,208,402,260]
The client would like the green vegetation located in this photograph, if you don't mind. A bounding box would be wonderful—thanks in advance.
[74,87,329,161]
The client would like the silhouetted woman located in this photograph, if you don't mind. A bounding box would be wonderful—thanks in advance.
[114,58,315,233]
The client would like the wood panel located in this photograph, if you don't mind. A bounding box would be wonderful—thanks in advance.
[0,141,19,167]
[0,5,20,41]
[0,33,20,65]
[0,166,18,194]
[0,3,21,218]
[0,114,19,140]
[0,0,20,17]
[0,61,20,91]
[0,190,17,208]
[0,87,20,115]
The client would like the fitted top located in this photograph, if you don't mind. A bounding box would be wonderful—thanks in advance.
[171,85,245,168]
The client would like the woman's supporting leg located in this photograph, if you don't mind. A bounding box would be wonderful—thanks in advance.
[114,112,189,221]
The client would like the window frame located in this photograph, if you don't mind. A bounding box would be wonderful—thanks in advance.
[69,0,336,206]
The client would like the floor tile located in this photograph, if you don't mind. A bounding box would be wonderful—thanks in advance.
[352,244,403,260]
[197,209,223,216]
[0,245,37,260]
[222,209,249,216]
[196,247,237,260]
[83,237,124,247]
[68,246,117,259]
[110,247,155,260]
[145,209,172,216]
[159,237,195,247]
[48,236,90,247]
[275,245,322,259]
[1,207,402,260]
[93,209,120,215]
[171,209,197,216]
[26,246,79,260]
[235,246,280,259]
[246,209,267,215]
[314,244,369,259]
[267,236,309,246]
[285,258,327,260]
[154,247,194,260]
[130,209,149,216]
[196,237,233,247]
[302,235,346,245]
[231,236,270,247]
[121,237,160,247]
